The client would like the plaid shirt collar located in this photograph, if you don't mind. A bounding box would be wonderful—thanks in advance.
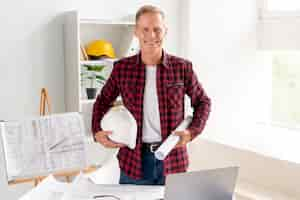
[135,49,170,68]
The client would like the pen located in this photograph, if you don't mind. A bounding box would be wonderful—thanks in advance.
[93,194,120,199]
[48,137,68,150]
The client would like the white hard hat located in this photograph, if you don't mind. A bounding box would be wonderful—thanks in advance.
[100,105,137,149]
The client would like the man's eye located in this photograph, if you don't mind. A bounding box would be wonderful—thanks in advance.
[154,29,162,34]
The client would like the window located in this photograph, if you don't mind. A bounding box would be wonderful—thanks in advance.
[263,51,300,129]
[257,1,300,129]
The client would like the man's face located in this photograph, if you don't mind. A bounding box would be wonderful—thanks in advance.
[135,12,167,54]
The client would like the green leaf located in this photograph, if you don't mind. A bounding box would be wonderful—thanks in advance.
[96,79,105,84]
[83,65,105,72]
[95,75,106,81]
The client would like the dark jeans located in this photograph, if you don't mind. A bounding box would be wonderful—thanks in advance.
[119,150,165,185]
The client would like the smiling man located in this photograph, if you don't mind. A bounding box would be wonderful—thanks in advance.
[92,5,211,185]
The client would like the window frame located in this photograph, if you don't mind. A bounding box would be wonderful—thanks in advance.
[258,0,300,20]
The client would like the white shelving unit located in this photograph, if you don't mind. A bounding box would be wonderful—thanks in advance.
[80,59,117,66]
[64,10,138,113]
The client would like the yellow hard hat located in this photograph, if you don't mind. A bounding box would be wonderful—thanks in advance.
[86,40,116,59]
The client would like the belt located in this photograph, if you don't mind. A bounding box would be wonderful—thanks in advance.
[142,142,161,153]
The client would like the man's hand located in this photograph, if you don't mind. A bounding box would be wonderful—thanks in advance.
[174,129,192,148]
[94,131,126,148]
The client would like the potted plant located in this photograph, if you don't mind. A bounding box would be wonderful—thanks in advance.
[81,65,106,99]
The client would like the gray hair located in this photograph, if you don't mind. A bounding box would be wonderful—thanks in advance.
[135,5,165,23]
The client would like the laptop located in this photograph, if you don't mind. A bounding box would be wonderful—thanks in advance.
[164,166,239,200]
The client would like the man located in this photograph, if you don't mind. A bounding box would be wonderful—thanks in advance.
[92,5,211,185]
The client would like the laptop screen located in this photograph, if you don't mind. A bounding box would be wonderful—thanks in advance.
[164,167,239,200]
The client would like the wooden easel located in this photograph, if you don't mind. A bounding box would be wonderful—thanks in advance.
[8,88,97,186]
[8,166,97,186]
[39,88,51,116]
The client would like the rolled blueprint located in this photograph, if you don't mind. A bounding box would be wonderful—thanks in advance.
[154,116,193,160]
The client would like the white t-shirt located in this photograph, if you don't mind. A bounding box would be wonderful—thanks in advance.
[142,65,162,143]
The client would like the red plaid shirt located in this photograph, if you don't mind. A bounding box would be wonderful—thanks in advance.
[92,50,211,179]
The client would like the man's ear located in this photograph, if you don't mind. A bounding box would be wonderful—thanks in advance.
[164,26,168,37]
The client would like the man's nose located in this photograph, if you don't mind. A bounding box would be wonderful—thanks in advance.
[149,30,156,38]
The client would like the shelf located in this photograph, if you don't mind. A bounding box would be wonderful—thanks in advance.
[80,59,117,66]
[80,19,135,26]
[81,99,96,104]
[64,10,135,112]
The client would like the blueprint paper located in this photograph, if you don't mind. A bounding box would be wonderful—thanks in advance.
[0,112,87,181]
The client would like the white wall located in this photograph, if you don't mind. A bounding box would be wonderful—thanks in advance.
[258,17,300,49]
[0,1,181,199]
[0,0,180,120]
[180,0,300,198]
[181,0,300,164]
[185,0,258,147]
